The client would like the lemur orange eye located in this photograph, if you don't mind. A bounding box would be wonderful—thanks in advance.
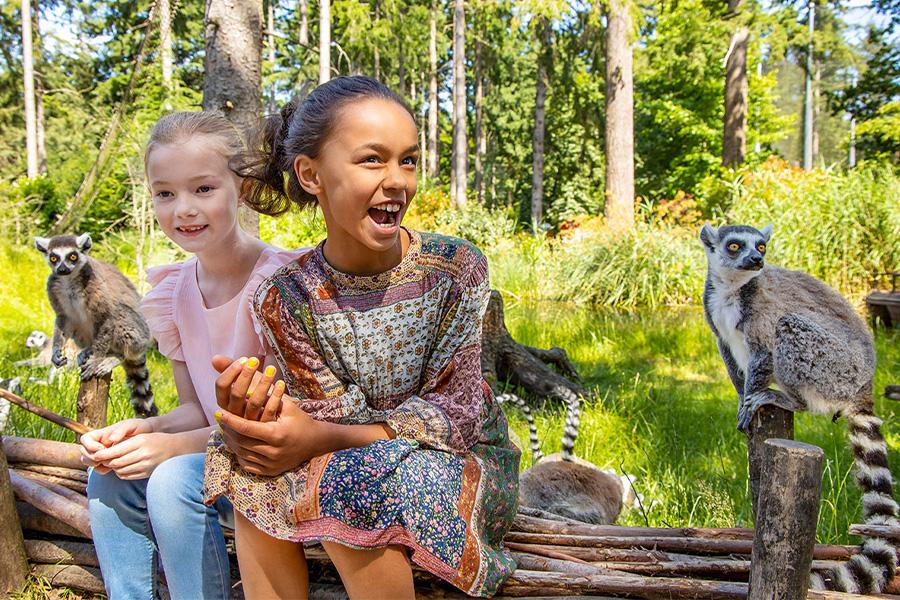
[757,244,766,253]
[728,243,740,252]
[49,255,58,263]
[69,253,78,261]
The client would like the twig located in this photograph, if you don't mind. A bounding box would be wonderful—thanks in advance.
[0,390,92,436]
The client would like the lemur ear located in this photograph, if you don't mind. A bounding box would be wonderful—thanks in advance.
[699,224,718,249]
[76,233,93,253]
[34,237,50,254]
[759,224,773,242]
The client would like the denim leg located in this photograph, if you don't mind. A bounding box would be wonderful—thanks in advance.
[146,453,233,600]
[87,469,158,600]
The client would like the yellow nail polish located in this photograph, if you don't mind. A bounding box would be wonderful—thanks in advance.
[275,380,285,391]
[264,365,276,378]
[247,357,259,369]
[238,357,248,364]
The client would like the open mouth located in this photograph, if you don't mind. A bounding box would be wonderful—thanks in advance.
[176,225,208,234]
[367,203,402,230]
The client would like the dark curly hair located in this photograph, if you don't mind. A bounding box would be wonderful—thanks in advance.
[234,75,413,216]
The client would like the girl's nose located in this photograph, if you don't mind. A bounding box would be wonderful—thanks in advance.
[174,196,199,218]
[383,163,409,192]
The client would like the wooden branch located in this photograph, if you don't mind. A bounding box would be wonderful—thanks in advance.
[31,564,104,595]
[750,439,823,600]
[0,439,28,595]
[16,501,89,539]
[76,374,110,429]
[12,469,87,508]
[503,531,756,554]
[9,471,90,537]
[504,541,594,565]
[513,513,755,540]
[13,464,88,483]
[25,539,99,567]
[0,391,92,436]
[509,552,628,577]
[11,469,86,494]
[747,405,793,521]
[3,436,85,470]
[849,523,900,541]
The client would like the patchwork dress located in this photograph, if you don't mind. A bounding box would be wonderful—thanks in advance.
[204,229,521,597]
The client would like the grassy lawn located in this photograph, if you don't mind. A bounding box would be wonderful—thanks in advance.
[2,241,898,546]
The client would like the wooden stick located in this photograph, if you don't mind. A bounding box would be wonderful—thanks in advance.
[24,538,99,567]
[13,469,88,508]
[747,405,793,521]
[504,531,756,554]
[16,501,89,539]
[31,564,105,595]
[0,389,92,435]
[513,513,755,540]
[13,463,88,483]
[0,439,28,595]
[750,439,823,600]
[504,541,594,565]
[11,468,86,494]
[2,436,85,470]
[9,471,91,537]
[849,523,900,541]
[76,374,110,429]
[509,552,629,577]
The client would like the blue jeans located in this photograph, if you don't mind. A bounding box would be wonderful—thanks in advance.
[87,453,234,600]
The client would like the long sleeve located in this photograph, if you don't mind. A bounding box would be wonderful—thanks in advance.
[385,253,490,455]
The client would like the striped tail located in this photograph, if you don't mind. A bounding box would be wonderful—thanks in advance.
[496,393,543,463]
[810,408,898,593]
[558,386,582,462]
[123,358,157,418]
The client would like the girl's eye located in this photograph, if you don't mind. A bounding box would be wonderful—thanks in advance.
[363,156,380,164]
[156,191,173,199]
[197,185,212,193]
[69,253,78,262]
[728,243,740,252]
[757,244,766,253]
[402,156,418,166]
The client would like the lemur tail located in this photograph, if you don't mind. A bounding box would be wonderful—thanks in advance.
[811,407,898,593]
[123,358,158,418]
[496,393,543,463]
[558,386,582,462]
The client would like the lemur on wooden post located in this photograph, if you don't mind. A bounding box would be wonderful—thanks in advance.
[700,223,897,594]
[35,233,157,418]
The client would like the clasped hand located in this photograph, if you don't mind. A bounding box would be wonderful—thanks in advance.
[212,355,327,477]
[79,419,174,480]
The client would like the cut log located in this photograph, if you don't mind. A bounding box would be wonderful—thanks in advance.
[25,538,99,567]
[849,523,900,541]
[513,513,755,540]
[13,463,88,482]
[31,564,105,595]
[0,438,28,595]
[12,469,88,508]
[0,390,91,436]
[11,468,87,494]
[747,404,793,521]
[3,436,85,470]
[17,501,89,539]
[76,374,110,429]
[510,552,628,577]
[9,471,91,537]
[481,290,585,404]
[503,531,756,554]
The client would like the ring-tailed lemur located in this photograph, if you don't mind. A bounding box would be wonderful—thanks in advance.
[498,389,638,525]
[35,233,157,418]
[700,223,898,594]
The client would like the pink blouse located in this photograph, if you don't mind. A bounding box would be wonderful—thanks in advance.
[141,245,307,425]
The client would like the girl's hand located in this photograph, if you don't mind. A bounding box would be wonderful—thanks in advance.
[79,419,154,472]
[88,432,179,480]
[212,355,279,421]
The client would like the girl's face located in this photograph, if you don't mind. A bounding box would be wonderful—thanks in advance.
[297,98,419,271]
[147,137,243,256]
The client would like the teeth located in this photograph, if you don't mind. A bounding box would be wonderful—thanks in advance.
[374,203,402,213]
[179,225,205,232]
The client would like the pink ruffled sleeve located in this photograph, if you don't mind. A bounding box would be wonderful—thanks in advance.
[140,262,185,361]
[247,248,310,355]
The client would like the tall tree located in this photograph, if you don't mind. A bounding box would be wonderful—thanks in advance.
[319,0,330,83]
[428,0,439,180]
[160,0,173,92]
[474,21,485,203]
[267,0,276,112]
[203,0,262,235]
[21,0,37,178]
[451,0,467,207]
[299,0,309,46]
[531,15,550,228]
[32,0,45,174]
[803,0,815,169]
[604,0,634,231]
[723,0,749,167]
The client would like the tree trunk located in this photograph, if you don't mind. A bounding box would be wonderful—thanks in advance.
[802,0,814,170]
[21,0,38,178]
[428,0,439,180]
[373,1,381,81]
[722,26,748,167]
[0,439,29,595]
[474,34,484,204]
[160,0,173,92]
[451,0,467,208]
[32,0,46,174]
[299,0,308,46]
[267,0,276,114]
[203,0,262,237]
[531,17,550,230]
[319,0,330,84]
[604,0,635,232]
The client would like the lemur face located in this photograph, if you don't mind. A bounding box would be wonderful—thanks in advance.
[34,233,92,277]
[25,330,48,349]
[700,224,772,277]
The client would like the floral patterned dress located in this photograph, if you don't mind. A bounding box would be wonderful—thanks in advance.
[204,229,520,597]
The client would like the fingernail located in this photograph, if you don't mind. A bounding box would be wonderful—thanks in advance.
[214,411,222,422]
[264,365,276,378]
[275,380,285,391]
[238,357,248,364]
[247,357,259,369]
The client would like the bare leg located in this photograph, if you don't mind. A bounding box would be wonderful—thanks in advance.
[235,511,309,600]
[322,541,415,600]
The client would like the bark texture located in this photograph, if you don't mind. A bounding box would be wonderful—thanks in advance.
[723,26,749,167]
[21,0,38,178]
[319,0,330,84]
[531,17,550,229]
[451,0,467,208]
[428,0,439,180]
[0,439,28,595]
[604,0,635,232]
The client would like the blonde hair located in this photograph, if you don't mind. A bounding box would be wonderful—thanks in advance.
[144,111,247,173]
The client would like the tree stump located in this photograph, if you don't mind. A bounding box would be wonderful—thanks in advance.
[481,290,585,403]
[76,374,110,430]
[747,405,794,521]
[0,438,29,594]
[749,439,823,600]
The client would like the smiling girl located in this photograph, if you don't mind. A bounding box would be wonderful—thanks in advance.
[204,76,521,599]
[80,111,303,599]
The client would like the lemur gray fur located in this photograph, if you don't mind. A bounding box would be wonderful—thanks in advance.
[498,389,637,525]
[700,223,898,594]
[35,233,157,418]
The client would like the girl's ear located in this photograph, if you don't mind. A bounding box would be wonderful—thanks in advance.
[293,155,322,196]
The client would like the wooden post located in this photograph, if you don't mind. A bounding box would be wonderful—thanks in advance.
[747,405,794,520]
[749,439,823,600]
[76,374,110,430]
[0,438,29,594]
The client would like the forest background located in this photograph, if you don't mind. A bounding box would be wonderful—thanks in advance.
[0,0,898,550]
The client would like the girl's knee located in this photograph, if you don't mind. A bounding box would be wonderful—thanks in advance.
[146,453,205,512]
